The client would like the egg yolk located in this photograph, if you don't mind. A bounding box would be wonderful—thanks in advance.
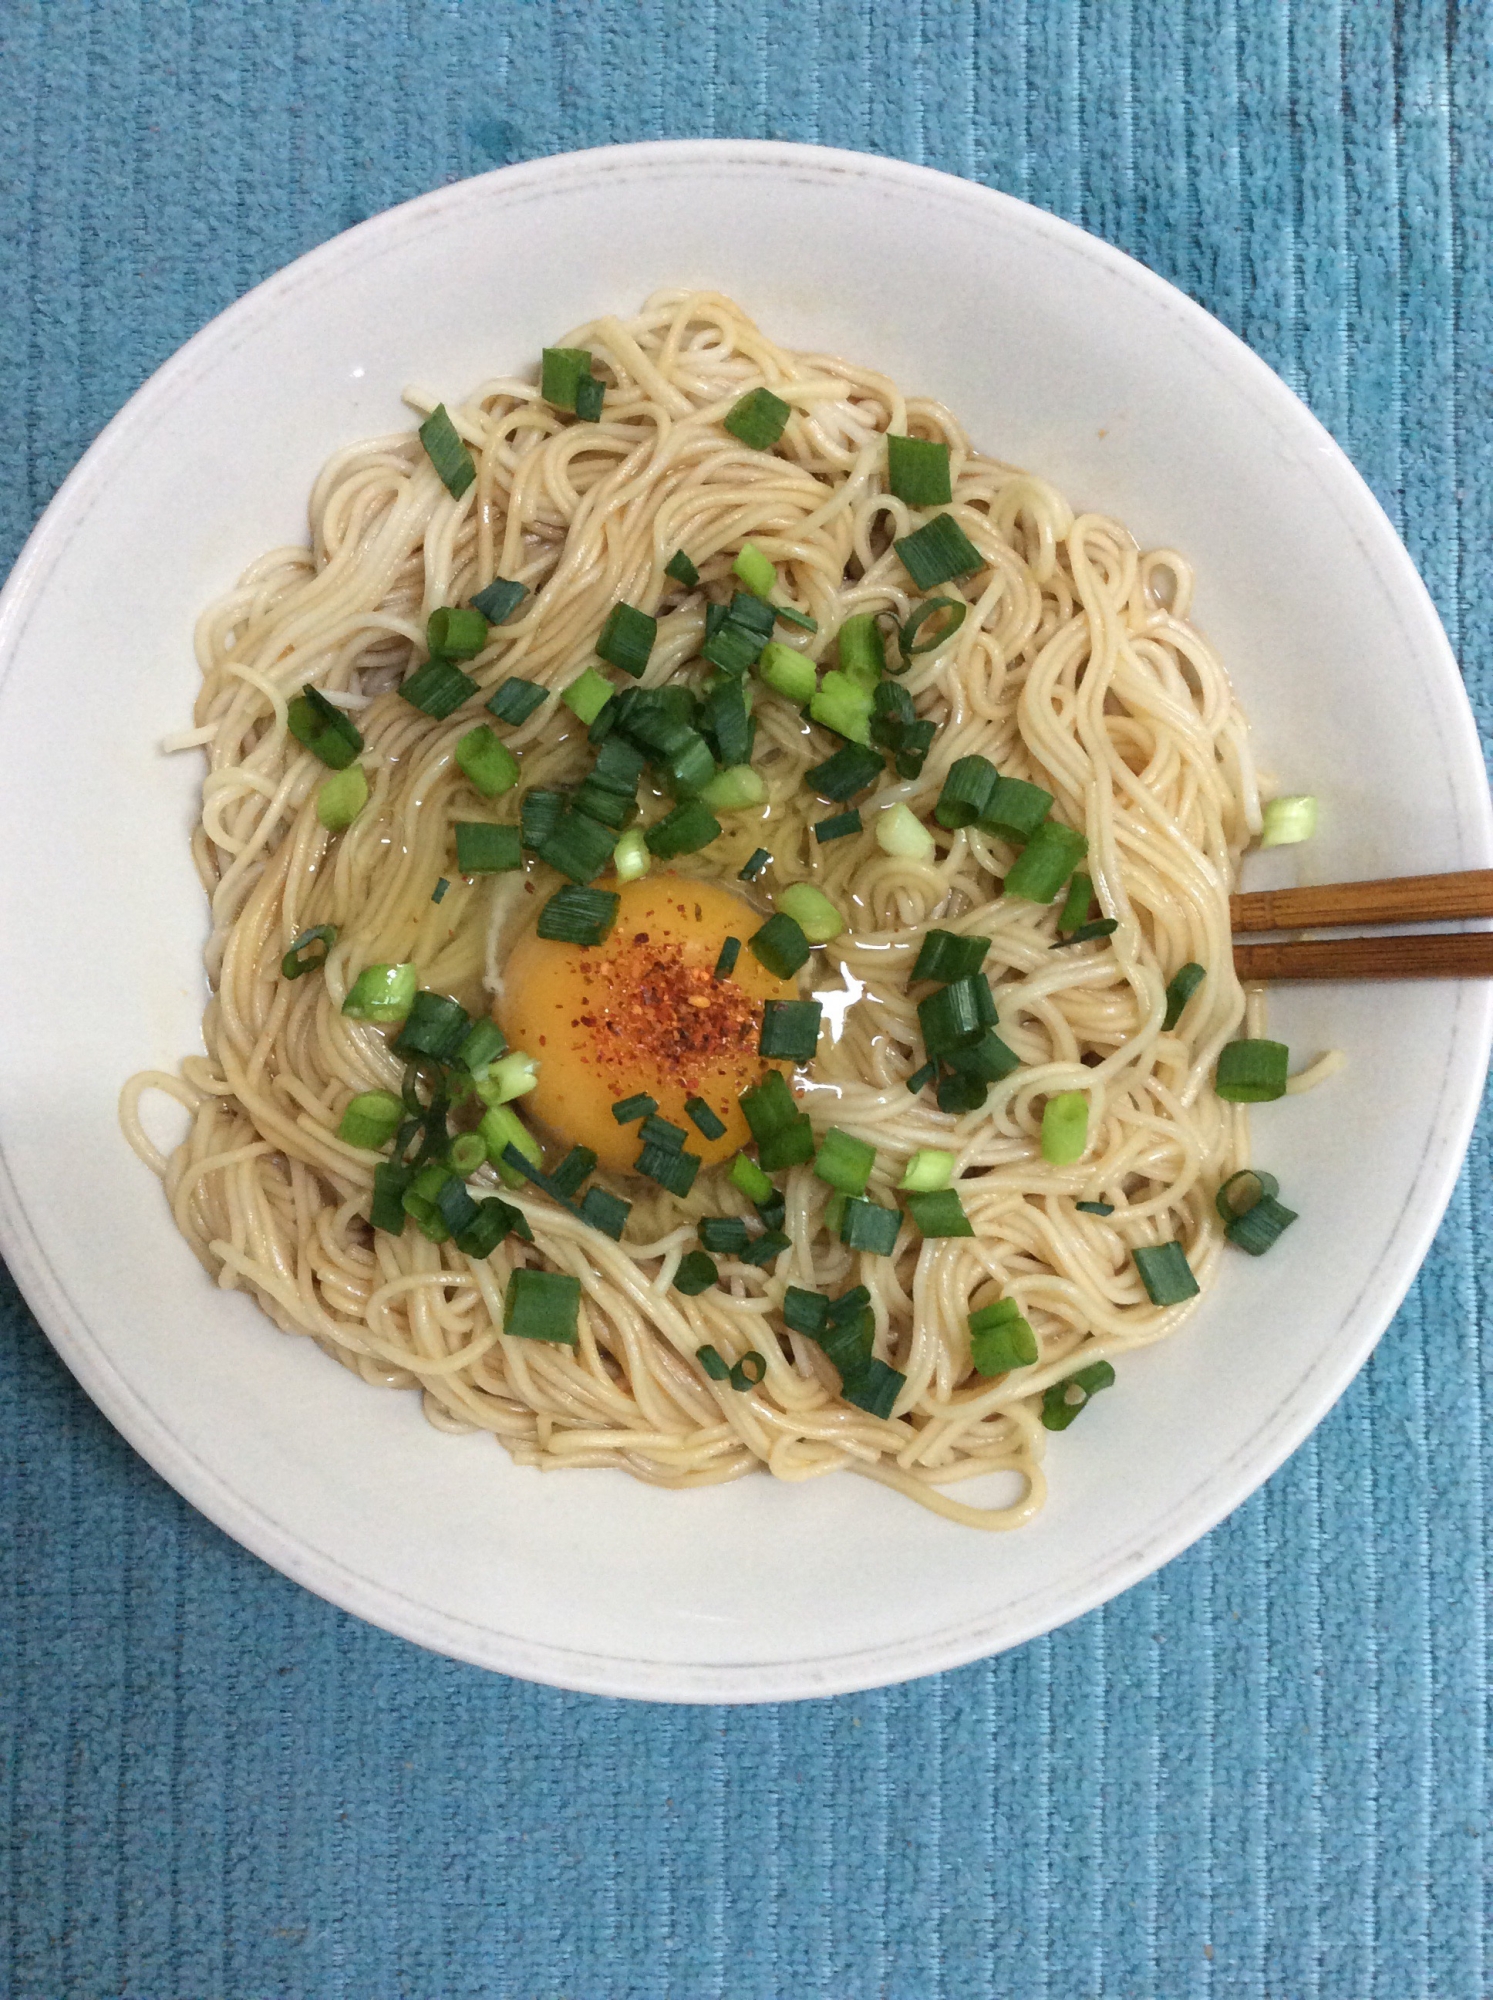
[497,874,799,1171]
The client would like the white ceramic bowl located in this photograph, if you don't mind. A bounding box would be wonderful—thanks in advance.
[1,141,1488,1702]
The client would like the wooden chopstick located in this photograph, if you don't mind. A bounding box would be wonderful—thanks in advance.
[1234,931,1493,982]
[1231,868,1493,933]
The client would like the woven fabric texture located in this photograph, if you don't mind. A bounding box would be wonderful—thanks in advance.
[2,4,1490,1996]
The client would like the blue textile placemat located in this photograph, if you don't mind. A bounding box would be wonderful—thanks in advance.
[3,5,1490,1995]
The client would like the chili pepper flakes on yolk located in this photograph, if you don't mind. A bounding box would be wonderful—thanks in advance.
[496,874,799,1171]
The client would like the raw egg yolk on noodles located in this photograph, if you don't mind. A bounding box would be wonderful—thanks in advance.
[497,875,798,1171]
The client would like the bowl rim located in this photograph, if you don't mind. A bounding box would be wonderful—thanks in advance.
[1,137,1489,1701]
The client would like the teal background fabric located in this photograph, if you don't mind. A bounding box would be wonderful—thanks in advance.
[3,4,1491,1995]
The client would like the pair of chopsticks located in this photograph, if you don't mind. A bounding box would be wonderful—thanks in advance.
[1231,869,1493,981]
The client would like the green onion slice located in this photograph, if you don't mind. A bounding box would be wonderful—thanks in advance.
[418,404,476,498]
[455,727,520,798]
[338,1090,404,1150]
[813,1126,876,1196]
[665,549,699,588]
[729,1152,774,1204]
[400,658,479,720]
[813,810,862,844]
[1040,1091,1089,1165]
[645,800,721,859]
[759,1000,822,1061]
[579,1186,630,1241]
[287,685,363,770]
[839,1196,901,1255]
[911,930,991,983]
[1225,1193,1298,1255]
[684,1096,728,1142]
[723,387,790,449]
[738,847,772,882]
[1041,1359,1117,1431]
[540,347,592,411]
[611,1093,658,1125]
[899,1148,955,1192]
[1260,795,1318,848]
[487,677,547,726]
[899,596,967,659]
[1215,1168,1281,1223]
[504,1268,581,1345]
[597,604,657,677]
[536,885,619,946]
[696,1343,730,1380]
[805,742,884,801]
[281,924,337,980]
[730,1351,768,1390]
[776,883,844,943]
[1133,1242,1200,1306]
[470,577,526,625]
[886,433,953,506]
[427,606,489,660]
[906,1188,973,1237]
[341,961,417,1022]
[1003,821,1088,903]
[1163,963,1205,1031]
[895,513,983,591]
[636,1143,701,1197]
[455,822,522,874]
[749,912,811,979]
[713,936,741,980]
[733,542,776,595]
[1215,1039,1290,1103]
[699,1215,750,1255]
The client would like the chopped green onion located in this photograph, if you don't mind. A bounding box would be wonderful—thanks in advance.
[822,1192,848,1238]
[899,596,967,658]
[696,1343,730,1380]
[805,742,884,800]
[1059,872,1095,933]
[1163,962,1206,1031]
[887,433,953,506]
[317,763,369,831]
[775,604,817,633]
[281,924,337,981]
[981,775,1054,842]
[455,1017,506,1077]
[912,930,990,982]
[391,990,471,1063]
[739,847,772,882]
[740,1070,799,1139]
[536,808,617,884]
[870,679,915,743]
[427,606,489,659]
[837,613,887,683]
[727,595,777,645]
[730,1351,768,1390]
[418,404,476,498]
[724,387,790,449]
[455,1196,528,1259]
[776,883,844,944]
[876,802,937,862]
[783,1286,830,1335]
[611,1093,656,1125]
[757,640,818,705]
[906,1187,973,1237]
[549,1146,598,1199]
[809,670,875,745]
[540,347,592,412]
[813,810,861,844]
[341,961,417,1022]
[1226,1193,1298,1254]
[829,1286,870,1326]
[733,542,777,595]
[1215,1168,1280,1223]
[699,1216,749,1255]
[895,513,983,591]
[641,1115,691,1153]
[943,1028,1021,1081]
[759,999,821,1061]
[470,577,526,625]
[917,975,996,1056]
[964,1296,1032,1376]
[1076,1200,1114,1216]
[706,939,739,986]
[684,1096,728,1141]
[455,822,522,874]
[614,682,695,748]
[338,1090,404,1150]
[504,1267,581,1344]
[613,828,649,882]
[1133,1242,1200,1306]
[596,604,657,677]
[813,1126,876,1196]
[1041,1359,1116,1431]
[729,1153,775,1204]
[899,1148,954,1192]
[287,685,363,769]
[480,1104,543,1187]
[591,732,646,792]
[840,1358,906,1420]
[905,1060,937,1095]
[579,1185,630,1240]
[637,1142,701,1196]
[475,1050,541,1104]
[1260,794,1317,847]
[400,658,478,720]
[572,777,639,832]
[701,765,767,810]
[645,800,721,859]
[487,677,548,726]
[402,1162,454,1241]
[1003,820,1088,902]
[665,549,700,588]
[892,721,937,781]
[535,884,619,946]
[741,1231,790,1267]
[448,1131,488,1176]
[934,756,998,829]
[749,912,811,979]
[936,1071,989,1114]
[498,1143,575,1209]
[701,619,764,676]
[1215,1039,1290,1103]
[1051,918,1119,949]
[562,667,616,726]
[574,374,605,423]
[369,1161,413,1234]
[455,727,520,798]
[839,1195,901,1255]
[1041,1091,1089,1164]
[660,731,717,800]
[432,878,449,904]
[758,1116,816,1171]
[698,678,754,766]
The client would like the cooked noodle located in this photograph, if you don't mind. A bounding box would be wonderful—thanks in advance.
[122,291,1259,1529]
